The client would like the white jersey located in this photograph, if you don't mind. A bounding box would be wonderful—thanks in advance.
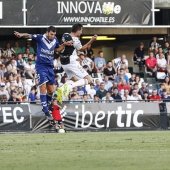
[60,33,82,65]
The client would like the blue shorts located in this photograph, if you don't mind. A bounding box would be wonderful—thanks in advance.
[36,65,55,86]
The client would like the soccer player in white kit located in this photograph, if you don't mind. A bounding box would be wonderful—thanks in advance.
[58,23,97,102]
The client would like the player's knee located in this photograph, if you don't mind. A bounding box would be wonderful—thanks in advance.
[47,89,54,96]
[39,84,46,94]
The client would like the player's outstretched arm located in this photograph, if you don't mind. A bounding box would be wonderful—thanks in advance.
[14,31,32,39]
[79,35,97,52]
[55,40,73,52]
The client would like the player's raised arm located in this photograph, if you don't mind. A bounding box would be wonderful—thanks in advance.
[14,31,32,39]
[55,40,73,52]
[79,35,97,52]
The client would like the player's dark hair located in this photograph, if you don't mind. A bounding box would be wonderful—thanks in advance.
[71,23,83,33]
[47,26,56,33]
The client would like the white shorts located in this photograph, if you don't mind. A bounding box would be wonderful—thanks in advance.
[62,61,88,80]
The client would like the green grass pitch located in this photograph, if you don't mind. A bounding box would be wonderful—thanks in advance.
[0,131,170,170]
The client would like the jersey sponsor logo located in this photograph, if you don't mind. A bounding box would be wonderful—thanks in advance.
[40,54,53,60]
[41,48,54,55]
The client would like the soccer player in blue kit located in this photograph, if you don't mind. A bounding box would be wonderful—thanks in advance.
[14,26,73,121]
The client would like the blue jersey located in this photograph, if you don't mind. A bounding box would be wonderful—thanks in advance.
[31,34,59,67]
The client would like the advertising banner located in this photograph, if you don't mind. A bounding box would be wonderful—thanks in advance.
[27,0,152,26]
[0,0,23,25]
[31,102,160,132]
[0,104,30,132]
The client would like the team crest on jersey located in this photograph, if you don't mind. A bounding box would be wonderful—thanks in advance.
[33,34,37,38]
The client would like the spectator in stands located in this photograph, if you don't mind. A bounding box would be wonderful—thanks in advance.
[69,87,80,100]
[121,89,131,101]
[10,59,17,75]
[16,53,26,73]
[112,81,119,90]
[134,75,144,88]
[149,36,161,53]
[104,61,116,81]
[8,90,20,104]
[3,65,13,82]
[94,51,106,73]
[83,94,89,102]
[161,89,170,102]
[115,68,129,84]
[157,83,165,96]
[103,76,112,91]
[28,89,37,102]
[167,49,170,65]
[17,86,24,101]
[96,82,107,99]
[0,82,9,100]
[4,42,15,59]
[130,89,142,102]
[87,83,96,99]
[156,47,165,59]
[1,94,8,103]
[77,86,87,96]
[139,82,149,98]
[7,80,17,96]
[94,79,100,91]
[0,47,4,59]
[102,91,114,102]
[13,41,23,55]
[118,79,130,96]
[24,59,36,79]
[163,41,170,60]
[94,95,100,103]
[150,89,162,102]
[24,53,34,63]
[22,41,35,54]
[53,57,63,74]
[129,83,140,96]
[81,52,94,75]
[133,42,145,70]
[145,51,157,80]
[163,76,170,95]
[142,91,150,102]
[129,73,136,87]
[84,44,94,60]
[112,54,128,72]
[20,74,32,96]
[22,47,31,60]
[0,62,5,81]
[22,95,28,102]
[157,53,167,72]
[70,94,78,103]
[111,87,122,102]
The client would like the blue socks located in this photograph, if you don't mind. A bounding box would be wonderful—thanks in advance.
[40,94,48,113]
[46,94,52,107]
